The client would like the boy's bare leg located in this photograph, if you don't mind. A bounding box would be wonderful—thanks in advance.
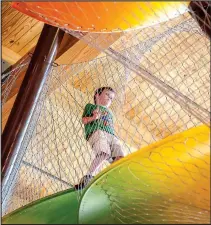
[75,153,123,190]
[74,152,109,190]
[87,152,109,175]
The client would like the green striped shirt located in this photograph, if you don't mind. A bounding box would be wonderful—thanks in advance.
[82,103,115,140]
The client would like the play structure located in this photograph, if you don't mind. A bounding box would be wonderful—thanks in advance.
[12,2,189,32]
[2,125,211,224]
[2,1,210,224]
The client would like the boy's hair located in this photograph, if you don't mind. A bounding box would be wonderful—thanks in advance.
[94,87,115,104]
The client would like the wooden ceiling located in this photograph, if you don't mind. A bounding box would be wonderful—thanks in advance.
[2,2,43,64]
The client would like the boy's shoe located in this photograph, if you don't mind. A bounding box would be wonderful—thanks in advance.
[74,175,94,190]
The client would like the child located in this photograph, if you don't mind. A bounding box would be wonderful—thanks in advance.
[74,87,124,190]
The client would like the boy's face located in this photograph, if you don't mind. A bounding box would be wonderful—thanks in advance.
[96,89,115,107]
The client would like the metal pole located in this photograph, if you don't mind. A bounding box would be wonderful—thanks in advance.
[2,24,64,184]
[189,1,211,39]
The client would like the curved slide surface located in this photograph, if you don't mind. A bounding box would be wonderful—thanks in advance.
[2,125,210,224]
[2,189,79,224]
[12,2,189,32]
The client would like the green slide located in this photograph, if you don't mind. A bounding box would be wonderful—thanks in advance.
[2,189,80,224]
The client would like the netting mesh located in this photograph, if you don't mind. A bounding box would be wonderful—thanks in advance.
[2,55,30,107]
[2,2,210,223]
[68,12,210,125]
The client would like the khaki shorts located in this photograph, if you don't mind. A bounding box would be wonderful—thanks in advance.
[88,130,124,160]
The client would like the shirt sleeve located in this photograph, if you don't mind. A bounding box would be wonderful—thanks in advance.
[82,104,95,118]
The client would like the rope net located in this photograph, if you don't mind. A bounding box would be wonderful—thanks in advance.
[2,2,210,223]
[2,57,30,107]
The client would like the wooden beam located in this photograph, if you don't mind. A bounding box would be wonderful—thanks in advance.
[2,46,22,64]
[55,32,122,64]
[56,32,80,59]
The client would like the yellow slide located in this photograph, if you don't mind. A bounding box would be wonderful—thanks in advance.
[79,125,210,224]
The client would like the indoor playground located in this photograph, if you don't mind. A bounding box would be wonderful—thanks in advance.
[1,1,210,224]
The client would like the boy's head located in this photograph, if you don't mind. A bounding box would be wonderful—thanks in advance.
[94,87,115,107]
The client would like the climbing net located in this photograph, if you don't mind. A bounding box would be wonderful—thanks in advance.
[2,55,31,107]
[2,2,210,223]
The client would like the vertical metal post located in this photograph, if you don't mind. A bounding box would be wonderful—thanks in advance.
[189,1,211,39]
[2,24,64,186]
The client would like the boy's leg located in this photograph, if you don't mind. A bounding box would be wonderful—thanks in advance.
[108,135,124,164]
[74,152,109,190]
[75,131,111,190]
[86,152,109,175]
[87,131,111,175]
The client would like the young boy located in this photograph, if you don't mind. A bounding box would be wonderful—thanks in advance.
[74,87,124,190]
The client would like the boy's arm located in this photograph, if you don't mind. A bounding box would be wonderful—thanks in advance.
[82,105,101,125]
[82,116,97,125]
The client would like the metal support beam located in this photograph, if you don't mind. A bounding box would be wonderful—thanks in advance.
[189,1,211,39]
[2,24,64,187]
